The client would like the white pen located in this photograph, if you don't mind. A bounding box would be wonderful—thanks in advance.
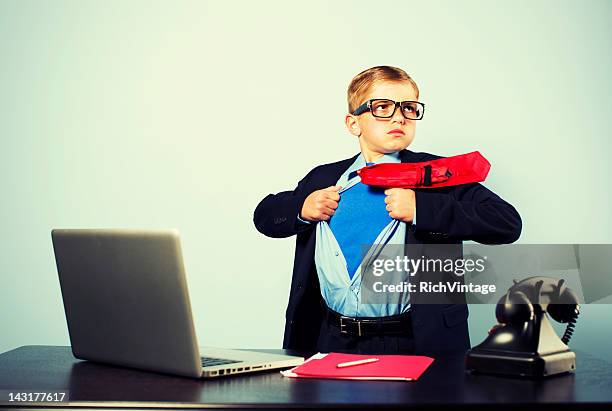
[336,358,380,368]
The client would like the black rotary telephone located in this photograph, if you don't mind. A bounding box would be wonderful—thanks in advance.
[465,276,580,378]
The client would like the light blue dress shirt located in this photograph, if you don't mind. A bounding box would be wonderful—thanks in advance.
[311,152,415,317]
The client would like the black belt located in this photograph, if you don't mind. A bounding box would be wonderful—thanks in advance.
[322,302,413,337]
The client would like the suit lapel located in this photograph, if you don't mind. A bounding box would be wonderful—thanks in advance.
[400,149,421,163]
[317,154,360,188]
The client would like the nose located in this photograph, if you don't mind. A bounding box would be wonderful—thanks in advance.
[391,103,405,124]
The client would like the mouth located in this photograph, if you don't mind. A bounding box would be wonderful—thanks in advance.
[387,129,405,136]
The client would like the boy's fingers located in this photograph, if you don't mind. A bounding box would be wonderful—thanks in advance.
[319,200,337,211]
[318,190,339,201]
[325,191,340,201]
[324,207,336,217]
[319,204,336,214]
[323,199,338,209]
[324,185,342,192]
[319,208,335,220]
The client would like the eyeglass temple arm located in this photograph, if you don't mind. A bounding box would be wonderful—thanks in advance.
[351,101,371,116]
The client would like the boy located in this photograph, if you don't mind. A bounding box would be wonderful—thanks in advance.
[253,66,521,356]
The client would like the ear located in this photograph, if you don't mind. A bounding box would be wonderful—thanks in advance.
[345,114,362,137]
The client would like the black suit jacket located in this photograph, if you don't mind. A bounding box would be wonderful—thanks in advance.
[253,149,522,355]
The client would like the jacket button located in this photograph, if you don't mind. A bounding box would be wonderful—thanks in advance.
[297,282,303,289]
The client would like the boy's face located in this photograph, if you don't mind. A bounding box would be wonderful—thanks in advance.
[346,80,418,160]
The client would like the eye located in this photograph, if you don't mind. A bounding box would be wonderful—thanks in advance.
[372,101,393,113]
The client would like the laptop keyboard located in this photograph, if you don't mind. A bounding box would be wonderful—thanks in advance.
[201,356,240,368]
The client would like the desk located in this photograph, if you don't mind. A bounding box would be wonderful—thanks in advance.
[0,346,611,410]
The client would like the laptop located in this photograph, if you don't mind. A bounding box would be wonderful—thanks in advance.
[51,229,304,378]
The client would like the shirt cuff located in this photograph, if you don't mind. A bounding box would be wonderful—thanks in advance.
[296,213,312,225]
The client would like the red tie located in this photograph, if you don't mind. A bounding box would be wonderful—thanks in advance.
[357,151,491,188]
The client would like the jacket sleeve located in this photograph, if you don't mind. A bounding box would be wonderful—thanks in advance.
[253,168,317,239]
[414,183,522,244]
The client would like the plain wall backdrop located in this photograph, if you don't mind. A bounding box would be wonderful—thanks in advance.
[1,0,611,359]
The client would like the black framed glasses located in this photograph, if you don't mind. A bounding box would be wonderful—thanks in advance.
[352,99,425,120]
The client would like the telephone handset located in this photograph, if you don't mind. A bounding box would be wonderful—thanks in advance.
[495,277,580,344]
[466,276,580,378]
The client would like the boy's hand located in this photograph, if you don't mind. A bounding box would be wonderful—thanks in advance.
[384,188,415,222]
[300,185,342,222]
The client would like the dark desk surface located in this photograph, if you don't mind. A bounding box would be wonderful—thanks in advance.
[1,346,611,410]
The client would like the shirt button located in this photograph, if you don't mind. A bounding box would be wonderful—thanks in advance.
[335,251,339,256]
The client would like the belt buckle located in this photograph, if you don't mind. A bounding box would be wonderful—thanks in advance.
[339,316,362,337]
[339,316,349,335]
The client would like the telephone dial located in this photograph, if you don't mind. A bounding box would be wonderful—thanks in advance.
[466,276,580,377]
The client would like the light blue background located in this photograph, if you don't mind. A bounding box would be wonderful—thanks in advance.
[1,0,611,360]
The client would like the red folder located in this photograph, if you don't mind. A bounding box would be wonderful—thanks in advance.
[281,352,434,381]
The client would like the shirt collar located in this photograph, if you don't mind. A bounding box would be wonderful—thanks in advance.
[364,151,401,165]
[337,151,402,188]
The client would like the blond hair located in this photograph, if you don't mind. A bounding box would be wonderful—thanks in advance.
[347,66,419,113]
